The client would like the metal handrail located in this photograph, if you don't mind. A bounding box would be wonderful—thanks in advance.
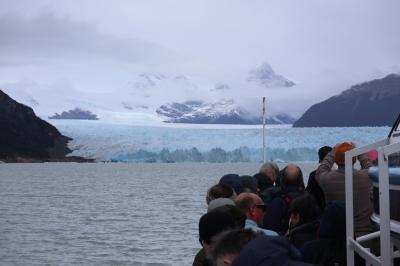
[345,139,400,266]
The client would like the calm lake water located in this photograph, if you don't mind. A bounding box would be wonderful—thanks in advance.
[0,162,316,266]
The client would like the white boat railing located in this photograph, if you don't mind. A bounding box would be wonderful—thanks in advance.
[345,138,400,266]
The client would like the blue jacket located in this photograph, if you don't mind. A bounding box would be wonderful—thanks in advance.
[245,219,278,236]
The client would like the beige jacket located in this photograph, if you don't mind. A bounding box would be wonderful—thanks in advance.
[316,151,373,237]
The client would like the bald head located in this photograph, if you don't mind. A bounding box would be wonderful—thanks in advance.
[234,193,265,225]
[285,164,299,179]
[281,164,304,189]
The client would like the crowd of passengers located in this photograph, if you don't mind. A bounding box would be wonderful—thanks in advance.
[192,142,384,266]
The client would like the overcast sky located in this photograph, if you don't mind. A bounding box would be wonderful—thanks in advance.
[0,0,399,116]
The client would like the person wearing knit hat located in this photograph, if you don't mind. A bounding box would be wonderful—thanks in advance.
[334,142,356,166]
[253,172,274,192]
[199,211,237,247]
[219,174,244,195]
[210,204,247,229]
[240,175,259,193]
[315,142,373,237]
[365,149,378,165]
[192,210,240,266]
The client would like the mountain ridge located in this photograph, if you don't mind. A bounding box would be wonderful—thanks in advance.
[157,99,296,124]
[293,74,400,127]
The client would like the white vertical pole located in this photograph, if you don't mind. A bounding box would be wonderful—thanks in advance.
[262,97,266,163]
[378,147,392,265]
[345,150,355,266]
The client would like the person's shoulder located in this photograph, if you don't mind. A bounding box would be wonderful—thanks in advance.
[309,170,316,178]
[262,228,279,236]
[192,248,209,266]
[316,165,336,178]
[306,170,317,186]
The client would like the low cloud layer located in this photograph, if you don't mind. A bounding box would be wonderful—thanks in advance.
[0,0,400,116]
[0,12,177,66]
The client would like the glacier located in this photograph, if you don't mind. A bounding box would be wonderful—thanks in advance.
[49,120,390,163]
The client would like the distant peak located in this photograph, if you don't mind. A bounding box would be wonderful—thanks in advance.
[139,72,166,80]
[212,83,230,91]
[128,72,167,89]
[248,62,295,88]
[173,75,188,81]
[257,62,274,73]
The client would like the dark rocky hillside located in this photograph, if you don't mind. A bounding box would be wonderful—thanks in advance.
[293,74,400,127]
[0,90,88,162]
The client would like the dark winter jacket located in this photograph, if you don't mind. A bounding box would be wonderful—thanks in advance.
[232,235,312,266]
[306,170,326,211]
[301,238,346,266]
[192,248,211,266]
[263,187,304,234]
[288,220,319,250]
[301,202,347,266]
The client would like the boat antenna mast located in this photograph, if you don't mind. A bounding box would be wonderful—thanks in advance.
[262,97,266,163]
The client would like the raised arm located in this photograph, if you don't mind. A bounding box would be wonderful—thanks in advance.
[315,150,335,183]
[358,154,372,169]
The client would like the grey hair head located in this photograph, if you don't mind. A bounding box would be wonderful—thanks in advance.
[259,162,279,177]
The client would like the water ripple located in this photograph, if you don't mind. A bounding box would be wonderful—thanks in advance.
[0,162,316,265]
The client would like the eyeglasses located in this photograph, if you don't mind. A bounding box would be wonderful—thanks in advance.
[254,204,266,212]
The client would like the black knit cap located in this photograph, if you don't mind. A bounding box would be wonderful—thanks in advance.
[253,173,273,190]
[240,175,258,193]
[219,174,244,194]
[199,210,237,245]
[212,205,246,229]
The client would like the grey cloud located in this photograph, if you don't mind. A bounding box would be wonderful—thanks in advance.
[1,1,400,116]
[0,12,177,65]
[0,59,39,67]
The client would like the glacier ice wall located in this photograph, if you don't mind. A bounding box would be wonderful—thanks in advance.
[50,120,389,162]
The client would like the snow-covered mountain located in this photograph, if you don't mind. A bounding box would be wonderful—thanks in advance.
[157,99,296,125]
[1,62,297,125]
[247,62,295,88]
[128,72,167,90]
[157,99,259,124]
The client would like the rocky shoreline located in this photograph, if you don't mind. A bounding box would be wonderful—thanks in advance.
[0,156,95,163]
